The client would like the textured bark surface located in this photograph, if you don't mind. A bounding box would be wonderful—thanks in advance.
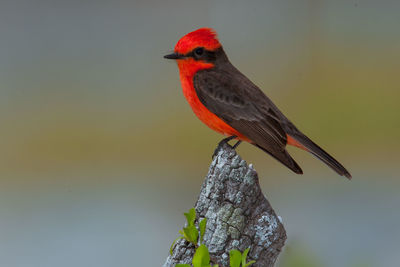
[164,143,286,267]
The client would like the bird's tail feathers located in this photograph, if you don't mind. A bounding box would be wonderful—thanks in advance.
[254,144,303,175]
[288,132,352,179]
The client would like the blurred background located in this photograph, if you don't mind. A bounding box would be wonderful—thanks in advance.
[1,0,399,266]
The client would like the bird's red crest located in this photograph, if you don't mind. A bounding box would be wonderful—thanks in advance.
[175,28,221,54]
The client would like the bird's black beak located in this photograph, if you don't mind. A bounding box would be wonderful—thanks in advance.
[164,52,185,60]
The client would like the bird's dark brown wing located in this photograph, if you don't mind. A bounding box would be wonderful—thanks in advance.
[193,67,302,174]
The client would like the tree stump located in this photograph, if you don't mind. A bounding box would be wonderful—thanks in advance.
[164,143,286,267]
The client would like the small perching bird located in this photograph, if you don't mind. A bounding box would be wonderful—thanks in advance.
[164,28,351,179]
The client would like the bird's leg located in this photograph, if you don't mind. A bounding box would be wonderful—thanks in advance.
[212,135,237,158]
[232,140,242,149]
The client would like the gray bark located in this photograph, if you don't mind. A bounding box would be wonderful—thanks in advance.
[164,143,286,267]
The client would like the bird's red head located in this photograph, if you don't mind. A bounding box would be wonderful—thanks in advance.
[165,28,222,77]
[174,28,221,55]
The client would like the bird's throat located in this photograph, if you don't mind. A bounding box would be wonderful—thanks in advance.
[177,58,214,78]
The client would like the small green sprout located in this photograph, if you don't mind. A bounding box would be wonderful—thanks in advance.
[199,218,207,243]
[170,208,208,255]
[170,208,255,267]
[176,245,218,267]
[229,248,255,267]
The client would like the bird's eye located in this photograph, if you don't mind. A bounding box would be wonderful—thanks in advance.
[194,47,204,56]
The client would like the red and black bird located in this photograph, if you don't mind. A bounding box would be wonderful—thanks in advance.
[164,28,351,179]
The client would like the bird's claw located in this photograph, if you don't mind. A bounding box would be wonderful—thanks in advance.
[212,136,239,159]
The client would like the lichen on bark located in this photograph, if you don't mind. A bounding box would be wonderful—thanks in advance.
[164,143,286,267]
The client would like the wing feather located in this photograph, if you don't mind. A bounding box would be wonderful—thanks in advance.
[193,67,302,174]
[193,68,286,150]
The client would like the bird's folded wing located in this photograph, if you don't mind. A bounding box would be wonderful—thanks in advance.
[193,68,287,154]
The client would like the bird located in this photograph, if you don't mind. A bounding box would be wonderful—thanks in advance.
[164,28,351,179]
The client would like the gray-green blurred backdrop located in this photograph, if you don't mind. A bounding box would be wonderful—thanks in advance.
[1,1,399,266]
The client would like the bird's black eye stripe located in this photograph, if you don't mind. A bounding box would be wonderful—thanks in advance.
[195,47,204,56]
[186,47,217,62]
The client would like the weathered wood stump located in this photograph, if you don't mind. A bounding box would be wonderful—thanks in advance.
[164,143,286,267]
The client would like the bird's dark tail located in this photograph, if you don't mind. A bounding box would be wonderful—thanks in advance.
[287,132,352,179]
[254,144,303,175]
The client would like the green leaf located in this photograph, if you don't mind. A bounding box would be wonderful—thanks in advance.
[184,208,196,227]
[242,248,256,267]
[183,225,199,244]
[170,236,184,255]
[176,264,191,267]
[241,248,249,266]
[244,260,256,267]
[199,218,207,243]
[192,244,211,267]
[229,249,242,267]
